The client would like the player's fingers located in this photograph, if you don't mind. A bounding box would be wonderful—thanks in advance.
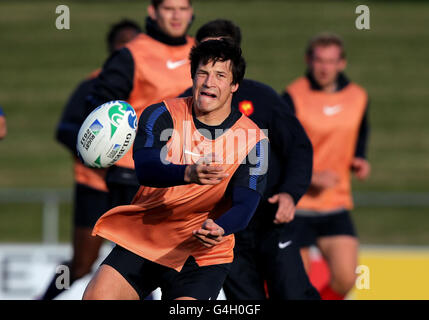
[202,236,220,245]
[193,231,217,246]
[193,228,211,237]
[198,166,227,177]
[274,207,293,224]
[268,195,279,203]
[284,212,295,223]
[194,228,223,241]
[273,216,284,224]
[193,233,217,247]
[363,164,371,176]
[200,165,224,173]
[199,178,222,185]
[273,209,285,223]
[357,168,369,180]
[200,172,228,180]
[194,237,214,248]
[200,172,228,181]
[364,167,371,178]
[207,230,223,239]
[199,153,223,166]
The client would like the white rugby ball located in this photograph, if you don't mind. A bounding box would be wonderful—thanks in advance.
[77,100,138,168]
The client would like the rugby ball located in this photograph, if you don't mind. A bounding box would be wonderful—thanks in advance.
[77,100,138,168]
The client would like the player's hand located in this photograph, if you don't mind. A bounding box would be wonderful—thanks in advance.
[268,193,296,224]
[193,219,225,248]
[311,170,339,191]
[351,157,371,180]
[184,154,228,185]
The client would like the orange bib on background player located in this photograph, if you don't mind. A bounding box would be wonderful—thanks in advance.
[74,68,108,192]
[93,97,266,271]
[74,161,107,192]
[115,34,195,169]
[288,77,367,212]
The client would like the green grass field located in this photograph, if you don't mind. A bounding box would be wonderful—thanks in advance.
[0,0,428,244]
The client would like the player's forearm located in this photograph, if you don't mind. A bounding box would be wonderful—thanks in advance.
[214,186,261,235]
[134,147,187,187]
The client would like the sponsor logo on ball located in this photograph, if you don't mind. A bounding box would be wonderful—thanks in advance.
[106,143,121,159]
[108,133,133,166]
[80,119,103,151]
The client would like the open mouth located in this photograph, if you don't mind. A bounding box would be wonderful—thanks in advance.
[171,23,182,29]
[200,91,217,98]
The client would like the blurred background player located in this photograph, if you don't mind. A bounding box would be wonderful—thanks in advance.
[282,33,371,300]
[39,20,141,300]
[182,20,319,299]
[0,105,7,139]
[86,0,194,209]
[83,39,269,300]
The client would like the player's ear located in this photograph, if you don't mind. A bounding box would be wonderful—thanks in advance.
[147,5,156,20]
[231,82,239,93]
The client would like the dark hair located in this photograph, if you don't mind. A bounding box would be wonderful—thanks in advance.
[107,19,142,53]
[306,32,346,59]
[151,0,192,9]
[196,19,242,45]
[190,38,246,85]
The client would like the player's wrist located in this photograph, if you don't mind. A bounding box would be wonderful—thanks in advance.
[184,164,196,183]
[279,192,293,201]
[184,165,191,183]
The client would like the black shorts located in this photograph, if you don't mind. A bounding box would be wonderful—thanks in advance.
[73,183,109,228]
[101,245,231,300]
[223,201,320,300]
[294,210,357,248]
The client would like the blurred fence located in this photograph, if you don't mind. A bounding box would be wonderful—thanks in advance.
[0,188,71,243]
[1,188,429,243]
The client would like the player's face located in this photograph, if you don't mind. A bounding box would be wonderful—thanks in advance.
[308,45,346,89]
[193,59,239,117]
[149,0,193,38]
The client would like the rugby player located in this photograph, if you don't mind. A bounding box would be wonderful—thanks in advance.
[86,0,195,208]
[282,33,371,300]
[83,39,269,300]
[181,19,319,300]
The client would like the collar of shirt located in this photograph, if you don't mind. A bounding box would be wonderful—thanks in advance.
[305,70,350,92]
[192,106,242,140]
[145,16,191,46]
